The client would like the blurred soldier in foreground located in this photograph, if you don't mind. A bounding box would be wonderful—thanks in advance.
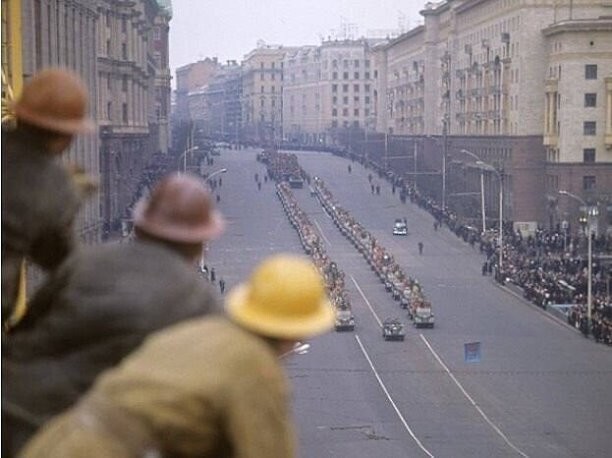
[3,174,225,456]
[1,68,95,327]
[20,255,334,458]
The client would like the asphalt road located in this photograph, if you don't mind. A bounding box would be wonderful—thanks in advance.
[205,148,612,458]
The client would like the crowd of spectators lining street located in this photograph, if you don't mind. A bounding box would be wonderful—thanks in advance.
[326,149,611,345]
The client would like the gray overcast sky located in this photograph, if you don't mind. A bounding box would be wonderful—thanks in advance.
[169,0,426,74]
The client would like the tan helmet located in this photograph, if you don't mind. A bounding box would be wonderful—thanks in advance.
[133,173,225,243]
[12,68,94,134]
[226,255,334,340]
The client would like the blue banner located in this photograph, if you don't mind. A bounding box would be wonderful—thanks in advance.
[464,341,481,363]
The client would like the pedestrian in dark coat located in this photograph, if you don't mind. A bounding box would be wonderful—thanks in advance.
[2,69,95,327]
[2,174,225,456]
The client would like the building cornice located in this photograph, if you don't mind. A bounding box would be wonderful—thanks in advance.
[384,25,425,49]
[542,18,612,36]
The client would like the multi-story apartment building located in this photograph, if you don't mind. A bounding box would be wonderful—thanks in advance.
[186,60,242,141]
[371,0,611,233]
[97,0,172,238]
[9,0,101,242]
[242,44,288,145]
[174,57,220,123]
[283,39,383,147]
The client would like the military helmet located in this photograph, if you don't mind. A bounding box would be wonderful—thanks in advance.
[133,173,225,243]
[226,255,334,340]
[12,68,94,135]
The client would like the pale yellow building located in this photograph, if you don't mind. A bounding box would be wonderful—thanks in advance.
[242,44,290,145]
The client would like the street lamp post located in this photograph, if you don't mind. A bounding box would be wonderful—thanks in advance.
[204,167,228,184]
[460,149,503,270]
[178,146,199,173]
[558,190,597,334]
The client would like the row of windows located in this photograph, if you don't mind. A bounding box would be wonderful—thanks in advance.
[332,96,371,105]
[331,71,371,80]
[331,108,371,117]
[331,120,361,128]
[326,59,371,69]
[331,84,371,93]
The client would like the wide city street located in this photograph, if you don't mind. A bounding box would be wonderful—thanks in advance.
[205,147,612,458]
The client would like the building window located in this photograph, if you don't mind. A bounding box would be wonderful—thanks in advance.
[354,59,360,67]
[365,60,371,68]
[122,75,128,92]
[106,39,111,56]
[271,99,275,107]
[107,75,112,90]
[343,84,349,93]
[583,121,596,136]
[261,85,264,93]
[343,72,349,80]
[365,72,370,80]
[260,62,264,69]
[122,103,128,123]
[583,148,595,163]
[332,72,338,80]
[354,84,360,92]
[354,72,359,79]
[354,108,359,116]
[354,96,360,103]
[332,120,338,128]
[332,96,337,104]
[343,96,348,104]
[365,84,371,92]
[260,73,265,81]
[107,102,112,120]
[365,96,371,104]
[332,84,338,93]
[343,60,349,68]
[271,62,275,69]
[271,86,275,93]
[585,64,597,80]
[121,17,127,32]
[365,108,370,116]
[583,176,596,190]
[332,108,338,117]
[260,99,264,107]
[271,73,276,80]
[342,108,348,116]
[122,43,127,59]
[584,93,596,107]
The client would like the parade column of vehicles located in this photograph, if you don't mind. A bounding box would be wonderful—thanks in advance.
[263,150,435,338]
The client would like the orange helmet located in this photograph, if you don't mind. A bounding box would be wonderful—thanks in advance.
[12,68,94,134]
[133,173,225,243]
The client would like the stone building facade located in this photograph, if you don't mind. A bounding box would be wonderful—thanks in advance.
[97,0,172,238]
[369,0,612,233]
[242,44,289,145]
[282,40,383,147]
[18,0,101,242]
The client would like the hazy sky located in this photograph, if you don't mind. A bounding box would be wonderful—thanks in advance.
[169,0,426,75]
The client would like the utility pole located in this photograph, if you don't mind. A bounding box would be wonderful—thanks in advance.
[442,120,447,209]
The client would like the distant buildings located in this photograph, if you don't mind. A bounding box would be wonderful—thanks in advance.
[172,0,611,233]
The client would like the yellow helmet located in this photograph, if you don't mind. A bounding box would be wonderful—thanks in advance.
[226,255,334,340]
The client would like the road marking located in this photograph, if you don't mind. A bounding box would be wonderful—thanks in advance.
[355,335,435,458]
[314,219,332,246]
[351,275,382,327]
[419,334,529,458]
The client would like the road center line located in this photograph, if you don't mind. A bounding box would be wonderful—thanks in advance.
[351,275,382,327]
[313,219,332,246]
[355,335,435,458]
[419,334,529,458]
